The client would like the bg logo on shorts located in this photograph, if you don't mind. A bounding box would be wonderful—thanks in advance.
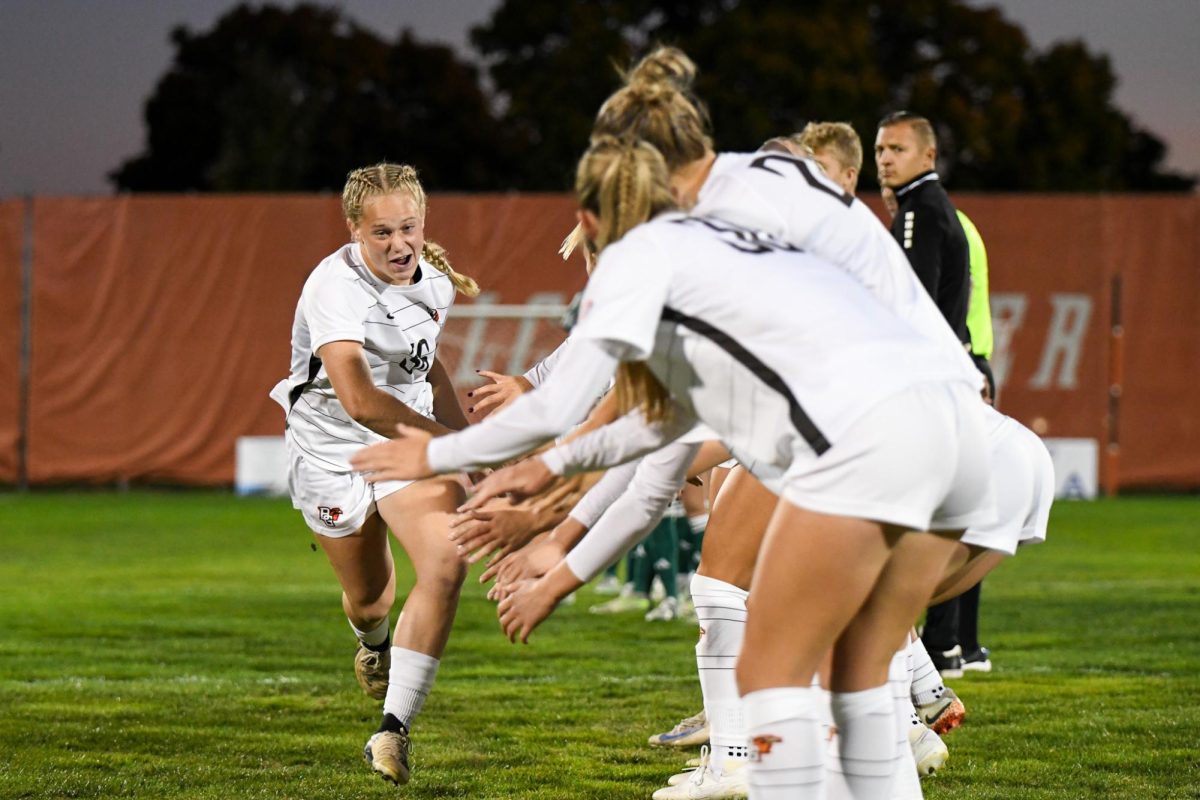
[317,506,343,527]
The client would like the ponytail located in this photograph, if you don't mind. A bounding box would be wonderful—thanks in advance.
[422,240,479,297]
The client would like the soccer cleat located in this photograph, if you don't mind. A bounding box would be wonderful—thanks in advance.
[593,574,623,595]
[364,729,410,785]
[646,596,680,622]
[929,644,964,679]
[961,645,992,672]
[917,687,966,735]
[908,722,949,777]
[354,643,390,701]
[649,709,709,747]
[653,749,748,799]
[588,585,650,614]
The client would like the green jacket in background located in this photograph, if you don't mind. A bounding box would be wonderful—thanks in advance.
[957,210,993,359]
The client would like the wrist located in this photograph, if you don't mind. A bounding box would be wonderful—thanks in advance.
[539,449,569,476]
[543,562,584,599]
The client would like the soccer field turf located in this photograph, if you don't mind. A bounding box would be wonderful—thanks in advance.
[1,492,1196,799]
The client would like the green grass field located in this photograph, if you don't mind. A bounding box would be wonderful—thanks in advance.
[1,493,1197,799]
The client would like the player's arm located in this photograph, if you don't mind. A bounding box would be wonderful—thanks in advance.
[428,356,470,432]
[563,441,698,583]
[319,340,454,438]
[424,339,620,472]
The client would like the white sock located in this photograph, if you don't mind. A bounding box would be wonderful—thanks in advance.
[383,647,440,730]
[743,686,824,798]
[888,646,918,798]
[893,742,924,800]
[908,638,946,707]
[688,513,709,534]
[692,574,749,774]
[831,685,898,799]
[349,616,390,649]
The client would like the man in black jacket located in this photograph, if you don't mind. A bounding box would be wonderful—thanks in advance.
[876,111,985,676]
[875,112,971,346]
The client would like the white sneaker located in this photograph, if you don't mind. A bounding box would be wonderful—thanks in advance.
[589,585,650,614]
[594,574,623,595]
[646,596,680,622]
[648,709,709,747]
[653,749,748,799]
[908,722,949,777]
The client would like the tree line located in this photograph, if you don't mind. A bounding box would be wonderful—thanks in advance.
[111,0,1196,193]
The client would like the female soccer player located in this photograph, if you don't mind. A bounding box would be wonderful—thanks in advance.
[352,136,993,800]
[269,163,478,786]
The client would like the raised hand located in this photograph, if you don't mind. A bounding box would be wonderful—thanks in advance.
[468,371,533,419]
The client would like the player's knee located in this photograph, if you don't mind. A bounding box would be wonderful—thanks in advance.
[412,550,469,597]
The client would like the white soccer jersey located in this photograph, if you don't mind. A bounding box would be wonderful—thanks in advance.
[693,152,980,387]
[270,243,456,472]
[571,212,975,477]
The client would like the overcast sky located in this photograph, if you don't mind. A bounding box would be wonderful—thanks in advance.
[1,0,1196,195]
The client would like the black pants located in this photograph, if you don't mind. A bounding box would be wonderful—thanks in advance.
[922,580,983,654]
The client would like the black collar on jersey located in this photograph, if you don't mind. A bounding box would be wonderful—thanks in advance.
[894,170,940,198]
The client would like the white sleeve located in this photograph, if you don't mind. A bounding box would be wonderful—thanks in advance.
[564,440,699,582]
[567,460,641,529]
[303,272,366,351]
[522,338,570,388]
[540,405,697,476]
[426,338,618,472]
[571,233,673,361]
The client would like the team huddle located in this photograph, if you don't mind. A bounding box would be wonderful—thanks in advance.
[271,47,1053,800]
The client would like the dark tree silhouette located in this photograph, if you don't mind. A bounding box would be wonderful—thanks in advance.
[471,0,1195,191]
[111,4,507,192]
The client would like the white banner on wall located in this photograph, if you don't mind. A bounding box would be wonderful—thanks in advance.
[1043,437,1099,500]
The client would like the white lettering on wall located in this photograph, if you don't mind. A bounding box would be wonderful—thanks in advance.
[1029,294,1092,390]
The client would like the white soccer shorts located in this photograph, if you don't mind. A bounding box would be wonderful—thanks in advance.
[773,381,995,533]
[286,440,411,537]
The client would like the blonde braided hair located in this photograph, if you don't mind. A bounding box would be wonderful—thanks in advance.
[574,136,677,422]
[342,163,479,297]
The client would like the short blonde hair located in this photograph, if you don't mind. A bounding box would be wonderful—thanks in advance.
[797,122,863,171]
[342,163,479,297]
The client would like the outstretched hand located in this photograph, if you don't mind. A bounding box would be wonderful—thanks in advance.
[458,457,557,513]
[481,534,566,589]
[496,564,584,644]
[468,371,533,419]
[496,578,558,644]
[448,504,540,564]
[350,424,435,482]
